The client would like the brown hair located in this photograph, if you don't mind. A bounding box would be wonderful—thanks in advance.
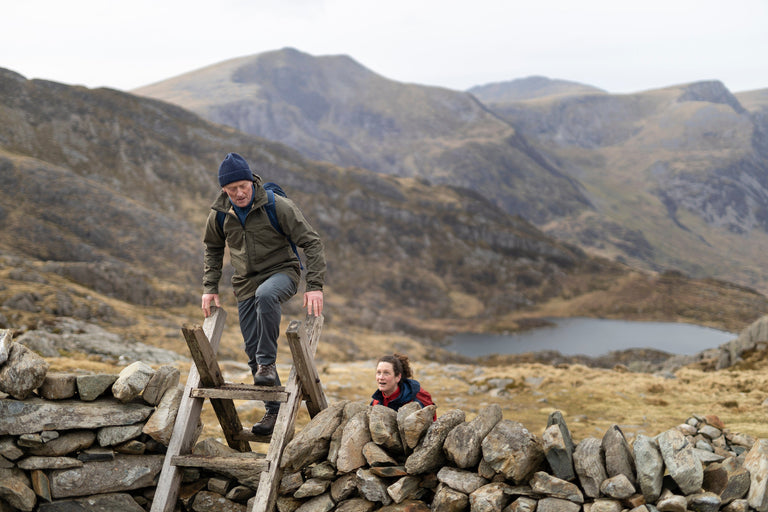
[378,353,413,380]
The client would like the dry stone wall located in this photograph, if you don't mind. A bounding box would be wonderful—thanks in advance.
[275,401,764,512]
[0,336,189,512]
[3,331,768,512]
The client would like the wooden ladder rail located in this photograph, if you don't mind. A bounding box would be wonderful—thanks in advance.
[151,307,228,512]
[151,309,326,512]
[250,314,325,512]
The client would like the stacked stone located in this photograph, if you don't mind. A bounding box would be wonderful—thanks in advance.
[0,332,184,512]
[275,402,768,512]
[6,326,768,512]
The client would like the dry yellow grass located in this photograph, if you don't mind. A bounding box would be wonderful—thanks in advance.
[316,358,768,443]
[49,344,768,452]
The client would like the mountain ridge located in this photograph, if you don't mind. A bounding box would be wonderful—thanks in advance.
[132,48,768,293]
[468,75,606,102]
[133,48,593,225]
[3,67,766,364]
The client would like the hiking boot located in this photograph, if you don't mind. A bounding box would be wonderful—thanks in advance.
[253,362,279,387]
[251,412,278,436]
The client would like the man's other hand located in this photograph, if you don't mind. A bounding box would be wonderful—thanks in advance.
[202,293,220,318]
[303,290,324,317]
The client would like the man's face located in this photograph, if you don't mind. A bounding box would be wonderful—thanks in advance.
[222,180,253,208]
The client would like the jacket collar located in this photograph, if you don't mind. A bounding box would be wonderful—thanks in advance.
[371,378,420,407]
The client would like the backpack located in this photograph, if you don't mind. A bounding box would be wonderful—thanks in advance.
[216,182,303,269]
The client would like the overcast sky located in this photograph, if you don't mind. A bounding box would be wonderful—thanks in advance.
[2,0,767,94]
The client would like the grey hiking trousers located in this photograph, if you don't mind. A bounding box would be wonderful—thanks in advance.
[237,272,297,414]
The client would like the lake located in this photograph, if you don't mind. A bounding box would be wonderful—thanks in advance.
[446,317,737,358]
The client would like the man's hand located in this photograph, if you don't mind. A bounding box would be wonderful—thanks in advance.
[202,293,220,318]
[303,290,324,317]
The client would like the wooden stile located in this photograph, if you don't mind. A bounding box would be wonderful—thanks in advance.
[150,308,326,512]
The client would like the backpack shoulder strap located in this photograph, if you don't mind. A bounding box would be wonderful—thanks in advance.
[264,188,303,270]
[216,210,226,233]
[264,189,283,235]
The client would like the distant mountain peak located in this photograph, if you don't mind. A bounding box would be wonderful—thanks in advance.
[229,47,378,87]
[468,76,606,103]
[677,80,746,114]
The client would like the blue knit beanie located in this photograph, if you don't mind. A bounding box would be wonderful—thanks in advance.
[218,153,253,187]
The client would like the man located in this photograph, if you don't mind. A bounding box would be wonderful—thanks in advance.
[202,152,326,435]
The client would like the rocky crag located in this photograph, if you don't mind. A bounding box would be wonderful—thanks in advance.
[4,329,768,512]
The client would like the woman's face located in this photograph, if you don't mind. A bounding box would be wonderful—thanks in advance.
[376,361,400,396]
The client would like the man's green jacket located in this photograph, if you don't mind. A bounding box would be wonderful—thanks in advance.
[203,174,326,301]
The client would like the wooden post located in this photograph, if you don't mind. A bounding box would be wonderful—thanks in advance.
[150,307,227,512]
[181,325,250,452]
[250,314,324,512]
[287,317,328,417]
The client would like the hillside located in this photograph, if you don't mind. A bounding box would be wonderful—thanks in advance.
[736,88,768,112]
[487,81,768,293]
[132,48,592,225]
[133,48,768,295]
[2,67,767,367]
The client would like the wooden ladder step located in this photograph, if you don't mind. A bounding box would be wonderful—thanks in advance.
[171,454,269,472]
[190,383,288,402]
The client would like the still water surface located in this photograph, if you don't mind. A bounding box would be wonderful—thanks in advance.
[447,317,736,358]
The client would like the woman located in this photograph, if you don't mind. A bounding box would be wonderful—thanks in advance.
[371,353,434,411]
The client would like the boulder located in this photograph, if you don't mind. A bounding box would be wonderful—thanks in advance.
[143,385,184,445]
[0,468,36,511]
[111,361,155,403]
[574,437,607,498]
[141,365,180,405]
[0,342,49,400]
[530,470,584,503]
[703,457,750,504]
[602,424,636,487]
[469,482,514,512]
[369,404,402,453]
[481,419,545,484]
[404,409,464,475]
[634,434,664,502]
[0,398,153,436]
[542,410,576,481]
[356,468,391,505]
[0,329,11,365]
[76,373,118,401]
[48,455,164,499]
[398,404,435,450]
[657,427,704,495]
[38,373,78,400]
[337,409,372,474]
[745,439,768,511]
[444,404,502,469]
[281,400,346,472]
[436,467,489,495]
[431,484,469,512]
